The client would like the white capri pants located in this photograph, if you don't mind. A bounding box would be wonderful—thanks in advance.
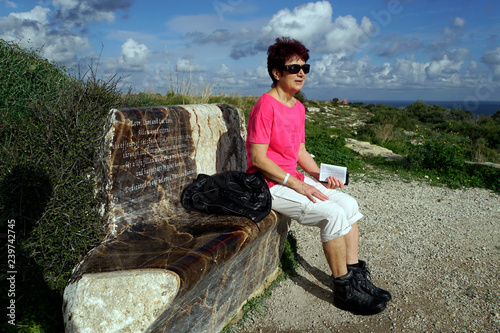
[269,176,363,243]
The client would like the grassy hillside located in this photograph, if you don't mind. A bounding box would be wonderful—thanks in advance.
[300,97,499,186]
[0,39,139,332]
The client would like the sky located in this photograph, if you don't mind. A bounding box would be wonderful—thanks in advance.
[1,0,500,103]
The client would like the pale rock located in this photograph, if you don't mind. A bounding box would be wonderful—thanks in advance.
[345,138,405,160]
[64,270,180,333]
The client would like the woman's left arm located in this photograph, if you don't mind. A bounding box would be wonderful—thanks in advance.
[297,143,344,189]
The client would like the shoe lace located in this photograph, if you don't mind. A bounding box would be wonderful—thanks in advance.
[348,274,363,294]
[357,265,376,289]
[348,276,374,305]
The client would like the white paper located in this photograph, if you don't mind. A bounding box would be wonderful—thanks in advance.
[319,163,347,184]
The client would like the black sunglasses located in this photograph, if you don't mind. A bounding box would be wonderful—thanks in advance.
[281,64,310,74]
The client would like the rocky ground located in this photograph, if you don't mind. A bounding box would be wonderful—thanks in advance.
[231,174,500,333]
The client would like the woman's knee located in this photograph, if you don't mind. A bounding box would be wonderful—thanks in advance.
[319,217,352,242]
[335,194,360,217]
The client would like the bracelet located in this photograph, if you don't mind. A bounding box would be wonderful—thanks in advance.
[283,173,290,185]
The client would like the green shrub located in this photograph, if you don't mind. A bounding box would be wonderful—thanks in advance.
[404,133,474,189]
[305,127,364,171]
[405,100,429,121]
[0,41,138,331]
[477,116,500,151]
[444,108,475,122]
[357,104,419,155]
[0,39,70,120]
[429,116,499,161]
[279,232,300,277]
[207,94,258,120]
[407,134,468,172]
[464,163,500,193]
[20,79,129,278]
[368,107,418,131]
[294,90,307,104]
[348,102,364,108]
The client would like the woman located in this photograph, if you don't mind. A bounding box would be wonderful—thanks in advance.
[246,37,391,315]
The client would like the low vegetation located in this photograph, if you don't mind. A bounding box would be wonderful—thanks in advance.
[1,40,499,332]
[1,39,139,332]
[351,100,500,192]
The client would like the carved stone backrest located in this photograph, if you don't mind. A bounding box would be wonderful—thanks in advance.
[99,104,246,237]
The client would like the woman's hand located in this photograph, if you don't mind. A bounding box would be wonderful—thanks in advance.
[322,176,344,190]
[293,181,329,203]
[294,176,343,203]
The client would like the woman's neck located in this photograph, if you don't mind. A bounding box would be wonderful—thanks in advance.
[268,87,296,107]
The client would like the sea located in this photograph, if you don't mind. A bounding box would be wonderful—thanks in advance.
[355,100,500,117]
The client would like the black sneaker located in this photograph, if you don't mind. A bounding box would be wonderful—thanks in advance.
[348,260,392,302]
[332,271,386,315]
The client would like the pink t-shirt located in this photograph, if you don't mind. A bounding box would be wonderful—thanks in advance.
[246,93,306,187]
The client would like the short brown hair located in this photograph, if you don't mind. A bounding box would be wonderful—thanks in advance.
[267,37,310,88]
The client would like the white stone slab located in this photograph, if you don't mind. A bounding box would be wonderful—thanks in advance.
[63,269,180,333]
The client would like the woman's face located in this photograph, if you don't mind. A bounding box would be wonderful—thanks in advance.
[274,57,307,94]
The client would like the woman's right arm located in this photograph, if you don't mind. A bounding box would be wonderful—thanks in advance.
[250,143,328,203]
[250,143,288,183]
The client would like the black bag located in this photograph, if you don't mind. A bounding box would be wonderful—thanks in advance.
[181,171,272,222]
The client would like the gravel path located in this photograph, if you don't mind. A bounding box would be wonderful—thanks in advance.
[232,176,500,333]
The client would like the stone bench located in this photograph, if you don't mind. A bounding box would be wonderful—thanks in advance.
[63,104,290,333]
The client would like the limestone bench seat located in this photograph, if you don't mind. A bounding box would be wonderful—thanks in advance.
[63,104,290,333]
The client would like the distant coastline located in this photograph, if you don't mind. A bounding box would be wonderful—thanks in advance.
[354,100,500,117]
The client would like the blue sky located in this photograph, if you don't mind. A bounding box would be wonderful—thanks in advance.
[1,0,499,103]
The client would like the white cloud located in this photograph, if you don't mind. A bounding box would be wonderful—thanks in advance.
[52,0,79,11]
[42,35,91,64]
[0,5,50,44]
[462,60,487,86]
[9,5,49,24]
[468,61,479,71]
[216,64,233,78]
[453,17,466,29]
[324,15,374,53]
[425,54,463,84]
[261,1,374,54]
[309,51,468,90]
[167,13,265,36]
[175,58,207,73]
[0,5,90,65]
[481,47,500,81]
[136,63,169,93]
[374,35,422,57]
[392,56,428,85]
[52,0,133,29]
[118,38,150,72]
[261,1,333,44]
[447,48,471,62]
[309,53,369,88]
[427,15,468,54]
[2,0,16,8]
